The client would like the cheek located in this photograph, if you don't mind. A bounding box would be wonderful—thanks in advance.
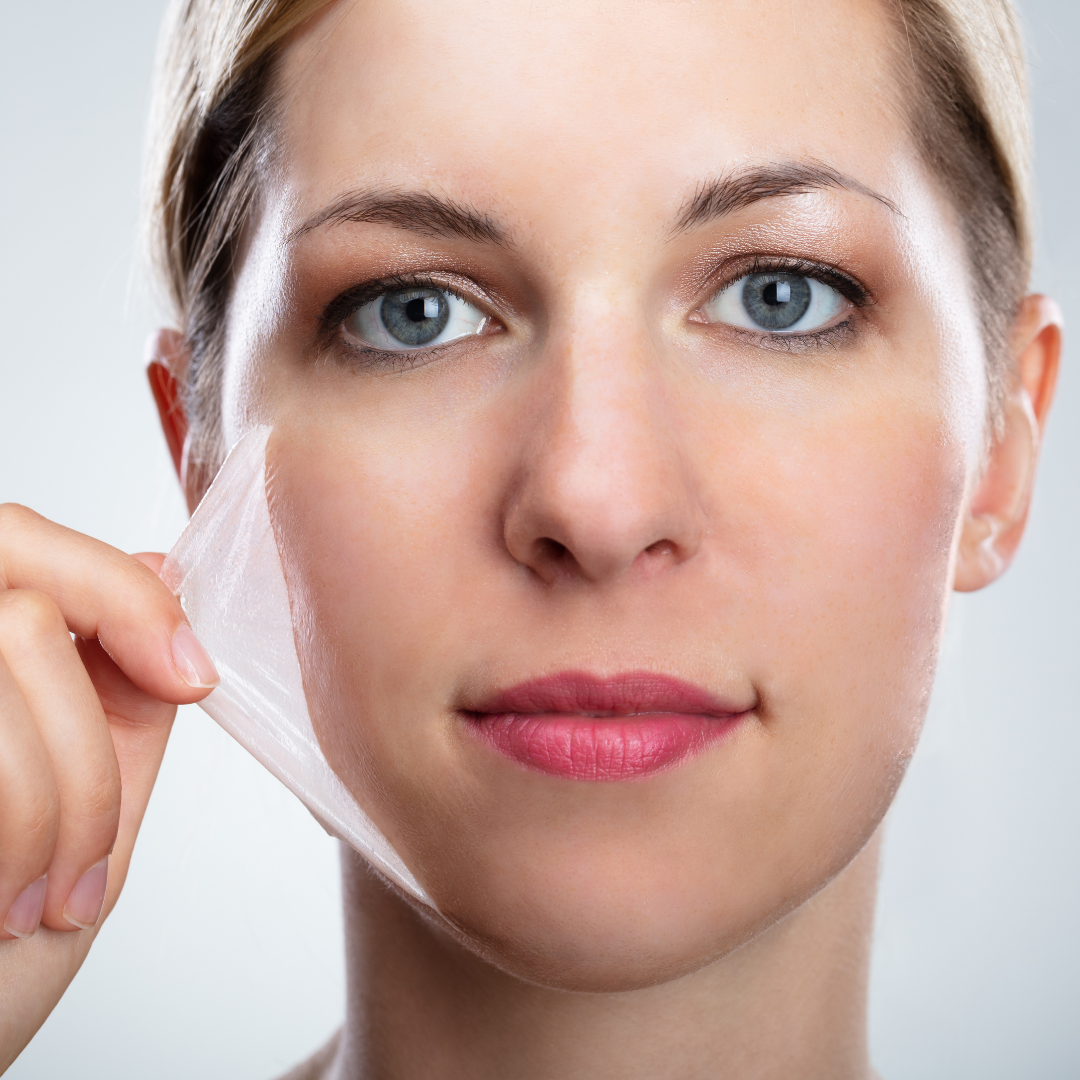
[764,410,961,697]
[267,410,508,799]
[715,393,965,839]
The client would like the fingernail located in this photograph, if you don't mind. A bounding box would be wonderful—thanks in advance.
[4,876,47,938]
[63,857,109,930]
[171,624,220,688]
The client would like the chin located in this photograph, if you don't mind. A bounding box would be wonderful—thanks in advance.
[435,905,739,994]
[410,837,845,994]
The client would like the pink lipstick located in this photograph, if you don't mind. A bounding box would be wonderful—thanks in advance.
[465,671,750,781]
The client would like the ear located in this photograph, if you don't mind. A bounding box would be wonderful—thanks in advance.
[146,327,191,495]
[954,295,1062,592]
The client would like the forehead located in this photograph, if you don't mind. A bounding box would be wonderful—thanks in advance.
[278,0,906,236]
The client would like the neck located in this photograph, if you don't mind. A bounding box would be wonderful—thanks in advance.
[328,833,881,1080]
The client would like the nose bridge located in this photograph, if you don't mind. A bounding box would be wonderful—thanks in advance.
[503,293,704,584]
[556,310,664,498]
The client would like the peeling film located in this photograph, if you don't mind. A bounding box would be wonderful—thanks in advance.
[161,426,433,908]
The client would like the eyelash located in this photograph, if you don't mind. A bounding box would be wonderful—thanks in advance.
[704,255,872,351]
[319,273,484,368]
[318,256,874,365]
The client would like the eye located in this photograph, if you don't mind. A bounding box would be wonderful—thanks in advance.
[343,286,489,352]
[701,272,847,334]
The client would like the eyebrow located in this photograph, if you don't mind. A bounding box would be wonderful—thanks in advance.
[291,160,898,249]
[673,161,900,234]
[290,188,507,246]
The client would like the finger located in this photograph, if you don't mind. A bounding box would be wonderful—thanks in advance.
[0,504,218,705]
[0,590,122,932]
[74,637,176,921]
[0,648,59,940]
[132,551,166,575]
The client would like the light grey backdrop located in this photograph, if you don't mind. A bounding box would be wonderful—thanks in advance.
[1,3,1076,1077]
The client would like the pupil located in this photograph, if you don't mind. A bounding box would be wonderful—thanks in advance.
[379,288,450,346]
[763,281,791,306]
[741,273,811,330]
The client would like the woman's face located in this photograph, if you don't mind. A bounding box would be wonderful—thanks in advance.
[220,0,991,989]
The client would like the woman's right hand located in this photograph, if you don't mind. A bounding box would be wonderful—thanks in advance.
[0,503,217,1072]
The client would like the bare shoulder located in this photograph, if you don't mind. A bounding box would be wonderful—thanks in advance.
[274,1030,342,1080]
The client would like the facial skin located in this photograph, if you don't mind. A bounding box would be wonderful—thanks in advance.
[163,0,1058,1012]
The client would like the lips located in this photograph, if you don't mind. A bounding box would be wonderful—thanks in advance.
[465,671,750,781]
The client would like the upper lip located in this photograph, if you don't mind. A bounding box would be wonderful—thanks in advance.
[467,670,752,718]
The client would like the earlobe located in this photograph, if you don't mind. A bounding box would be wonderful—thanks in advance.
[146,328,191,492]
[954,296,1062,592]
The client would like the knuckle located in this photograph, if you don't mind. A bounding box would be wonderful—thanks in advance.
[78,764,123,826]
[23,796,60,848]
[0,502,41,536]
[0,588,66,639]
[2,786,60,857]
[0,504,44,566]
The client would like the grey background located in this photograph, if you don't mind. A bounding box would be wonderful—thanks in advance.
[0,3,1076,1076]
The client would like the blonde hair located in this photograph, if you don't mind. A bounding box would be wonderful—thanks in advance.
[144,0,1033,475]
[885,0,1032,419]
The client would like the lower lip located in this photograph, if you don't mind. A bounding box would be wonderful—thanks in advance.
[470,712,743,781]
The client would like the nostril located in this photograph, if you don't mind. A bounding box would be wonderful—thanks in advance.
[644,539,676,558]
[535,537,571,564]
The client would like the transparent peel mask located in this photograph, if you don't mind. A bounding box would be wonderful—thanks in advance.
[161,425,433,908]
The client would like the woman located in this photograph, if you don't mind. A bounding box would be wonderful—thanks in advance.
[0,0,1062,1076]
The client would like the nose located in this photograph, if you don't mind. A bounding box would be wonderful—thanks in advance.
[502,319,705,586]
